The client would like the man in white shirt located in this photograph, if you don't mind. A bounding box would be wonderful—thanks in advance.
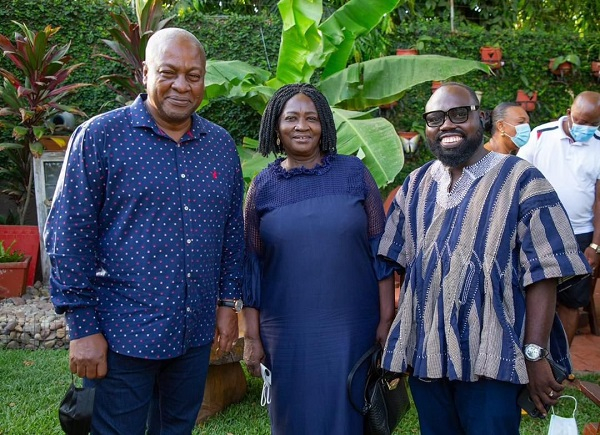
[518,91,600,345]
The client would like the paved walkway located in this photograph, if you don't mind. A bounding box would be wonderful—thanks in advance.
[570,281,600,373]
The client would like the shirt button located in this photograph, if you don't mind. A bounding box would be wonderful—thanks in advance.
[186,307,191,312]
[187,273,191,278]
[187,239,192,244]
[180,174,186,179]
[184,206,189,211]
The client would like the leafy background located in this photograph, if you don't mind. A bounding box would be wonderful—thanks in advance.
[1,0,599,195]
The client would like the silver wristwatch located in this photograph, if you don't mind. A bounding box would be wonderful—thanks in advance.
[217,298,243,313]
[523,343,549,362]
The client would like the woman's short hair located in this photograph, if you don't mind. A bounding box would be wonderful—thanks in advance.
[490,102,522,135]
[258,83,337,157]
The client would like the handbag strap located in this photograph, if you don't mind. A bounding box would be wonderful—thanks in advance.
[347,343,382,414]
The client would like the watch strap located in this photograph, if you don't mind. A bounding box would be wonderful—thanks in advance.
[217,298,243,312]
[589,242,600,254]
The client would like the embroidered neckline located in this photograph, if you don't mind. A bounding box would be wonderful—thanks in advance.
[431,151,505,209]
[270,153,335,179]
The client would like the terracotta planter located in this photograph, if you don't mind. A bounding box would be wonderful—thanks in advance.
[0,225,40,286]
[480,46,503,69]
[379,101,398,110]
[592,61,600,78]
[548,58,573,76]
[396,48,418,56]
[0,256,31,298]
[516,90,538,112]
[39,135,70,151]
[398,131,420,153]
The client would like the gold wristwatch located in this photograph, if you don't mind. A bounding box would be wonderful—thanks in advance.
[589,243,600,254]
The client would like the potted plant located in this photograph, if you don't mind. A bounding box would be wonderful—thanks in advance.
[0,239,31,298]
[0,22,89,225]
[480,45,503,70]
[587,44,600,78]
[548,53,581,76]
[0,224,40,287]
[516,75,539,112]
[396,35,433,56]
[398,121,424,154]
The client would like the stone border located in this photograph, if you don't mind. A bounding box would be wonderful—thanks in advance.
[0,283,67,350]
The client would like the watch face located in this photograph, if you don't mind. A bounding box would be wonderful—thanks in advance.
[234,299,243,312]
[524,344,542,360]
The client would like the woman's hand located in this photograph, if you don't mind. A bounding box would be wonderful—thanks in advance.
[243,336,265,377]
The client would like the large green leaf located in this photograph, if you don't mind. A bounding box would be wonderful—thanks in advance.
[237,141,275,184]
[271,0,325,87]
[204,60,274,113]
[320,55,491,110]
[319,0,400,79]
[334,108,403,186]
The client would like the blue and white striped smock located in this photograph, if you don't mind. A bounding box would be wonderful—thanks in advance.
[378,152,590,384]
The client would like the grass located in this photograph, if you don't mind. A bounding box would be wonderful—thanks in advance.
[0,349,598,434]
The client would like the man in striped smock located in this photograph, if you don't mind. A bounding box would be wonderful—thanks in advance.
[378,83,590,435]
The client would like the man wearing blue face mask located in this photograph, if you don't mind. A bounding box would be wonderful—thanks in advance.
[518,91,600,345]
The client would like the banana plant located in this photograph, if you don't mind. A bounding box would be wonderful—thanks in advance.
[203,0,491,187]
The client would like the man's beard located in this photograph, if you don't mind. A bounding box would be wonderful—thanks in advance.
[427,128,484,168]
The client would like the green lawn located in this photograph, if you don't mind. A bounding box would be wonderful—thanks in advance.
[0,349,597,434]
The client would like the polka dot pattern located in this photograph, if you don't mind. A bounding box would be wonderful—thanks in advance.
[45,95,244,359]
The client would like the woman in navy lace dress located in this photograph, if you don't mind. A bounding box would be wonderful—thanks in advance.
[242,83,395,434]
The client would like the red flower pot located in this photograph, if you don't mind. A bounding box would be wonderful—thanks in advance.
[549,58,573,76]
[0,225,40,286]
[591,61,600,78]
[396,48,418,56]
[379,101,398,110]
[398,131,420,153]
[0,256,31,298]
[516,90,538,112]
[480,46,503,69]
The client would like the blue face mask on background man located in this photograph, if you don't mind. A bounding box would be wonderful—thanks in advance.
[570,123,598,143]
[504,122,531,148]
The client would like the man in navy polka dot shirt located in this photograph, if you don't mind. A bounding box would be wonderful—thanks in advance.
[45,27,245,434]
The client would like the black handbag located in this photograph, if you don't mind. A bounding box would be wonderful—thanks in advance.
[347,343,410,435]
[58,374,95,435]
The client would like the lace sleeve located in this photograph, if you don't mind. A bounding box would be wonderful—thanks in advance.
[363,166,386,238]
[244,178,262,257]
[242,178,263,308]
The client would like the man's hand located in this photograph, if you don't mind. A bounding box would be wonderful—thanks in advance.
[69,333,108,379]
[524,359,564,417]
[214,307,239,356]
[584,246,599,277]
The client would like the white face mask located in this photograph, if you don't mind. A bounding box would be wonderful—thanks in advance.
[548,396,577,435]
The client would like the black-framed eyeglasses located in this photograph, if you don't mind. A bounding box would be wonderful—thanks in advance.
[422,105,479,127]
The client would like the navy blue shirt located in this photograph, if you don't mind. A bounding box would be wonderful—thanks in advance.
[45,95,244,359]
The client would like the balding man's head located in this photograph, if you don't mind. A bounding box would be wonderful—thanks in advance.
[142,28,207,135]
[145,28,206,66]
[567,91,600,143]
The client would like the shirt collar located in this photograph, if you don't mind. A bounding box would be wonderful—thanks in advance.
[130,94,208,141]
